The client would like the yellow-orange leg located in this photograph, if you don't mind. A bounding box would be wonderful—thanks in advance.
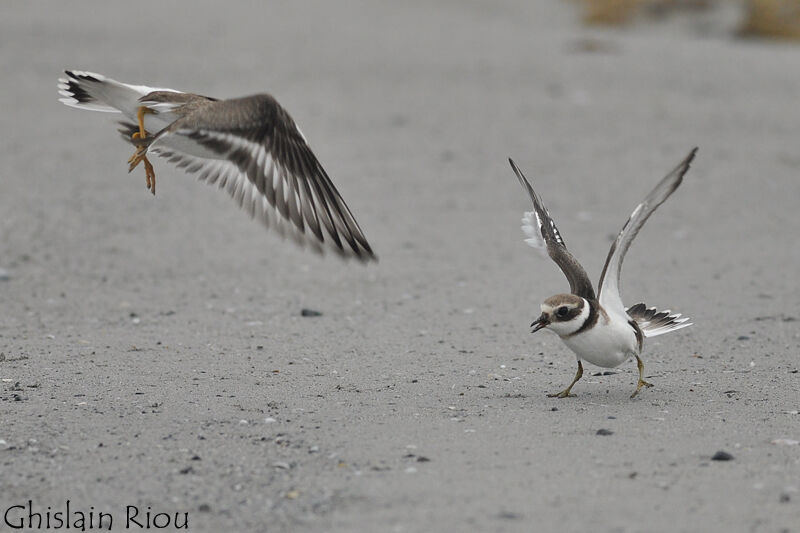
[630,354,654,398]
[128,106,156,195]
[547,360,583,398]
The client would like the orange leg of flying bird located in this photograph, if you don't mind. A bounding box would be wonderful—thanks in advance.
[127,106,156,195]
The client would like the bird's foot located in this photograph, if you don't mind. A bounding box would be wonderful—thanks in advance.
[128,144,156,195]
[547,361,583,399]
[630,379,653,399]
[128,106,156,194]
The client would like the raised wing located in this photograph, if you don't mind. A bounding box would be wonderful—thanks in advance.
[508,158,595,300]
[143,94,376,262]
[597,148,697,315]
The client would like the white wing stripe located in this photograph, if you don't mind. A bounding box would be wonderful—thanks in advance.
[145,113,372,259]
[521,211,547,255]
[147,136,342,255]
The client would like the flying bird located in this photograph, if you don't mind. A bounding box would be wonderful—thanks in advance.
[508,149,697,398]
[57,70,375,262]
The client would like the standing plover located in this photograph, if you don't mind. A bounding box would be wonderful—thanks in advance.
[57,70,375,261]
[508,149,697,398]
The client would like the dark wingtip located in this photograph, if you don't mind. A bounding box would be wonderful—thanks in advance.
[507,157,529,186]
[355,247,378,265]
[684,147,699,167]
[676,147,699,181]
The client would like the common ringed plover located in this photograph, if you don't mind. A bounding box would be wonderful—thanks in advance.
[508,149,697,398]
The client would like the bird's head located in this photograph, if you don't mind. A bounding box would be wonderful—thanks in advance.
[530,294,589,336]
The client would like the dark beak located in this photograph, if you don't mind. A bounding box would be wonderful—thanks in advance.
[530,313,549,333]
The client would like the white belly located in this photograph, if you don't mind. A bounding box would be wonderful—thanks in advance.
[560,315,639,368]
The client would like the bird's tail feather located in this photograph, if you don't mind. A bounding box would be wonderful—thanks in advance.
[626,303,692,338]
[57,70,160,115]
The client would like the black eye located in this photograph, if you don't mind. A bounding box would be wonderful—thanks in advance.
[556,306,569,318]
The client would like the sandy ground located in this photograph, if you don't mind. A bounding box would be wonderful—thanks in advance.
[1,1,799,531]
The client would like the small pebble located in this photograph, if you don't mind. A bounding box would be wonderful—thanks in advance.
[779,493,791,503]
[301,308,322,317]
[198,504,211,512]
[550,407,558,412]
[0,268,9,281]
[596,429,614,436]
[737,335,750,341]
[711,451,734,461]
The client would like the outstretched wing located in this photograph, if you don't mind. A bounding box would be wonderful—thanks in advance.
[145,94,376,262]
[627,303,692,337]
[597,148,697,315]
[508,158,595,300]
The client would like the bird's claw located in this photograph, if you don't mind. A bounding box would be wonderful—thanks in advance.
[547,390,576,398]
[630,379,653,399]
[128,106,157,195]
[128,146,156,195]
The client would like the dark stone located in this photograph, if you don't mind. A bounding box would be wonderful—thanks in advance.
[596,429,614,436]
[711,451,734,461]
[301,308,323,317]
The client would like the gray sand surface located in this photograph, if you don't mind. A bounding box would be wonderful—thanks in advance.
[1,1,799,531]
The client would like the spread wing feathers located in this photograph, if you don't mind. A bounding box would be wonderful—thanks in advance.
[626,303,692,337]
[138,109,375,261]
[597,148,698,315]
[520,211,546,256]
[58,69,179,116]
[508,158,595,300]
